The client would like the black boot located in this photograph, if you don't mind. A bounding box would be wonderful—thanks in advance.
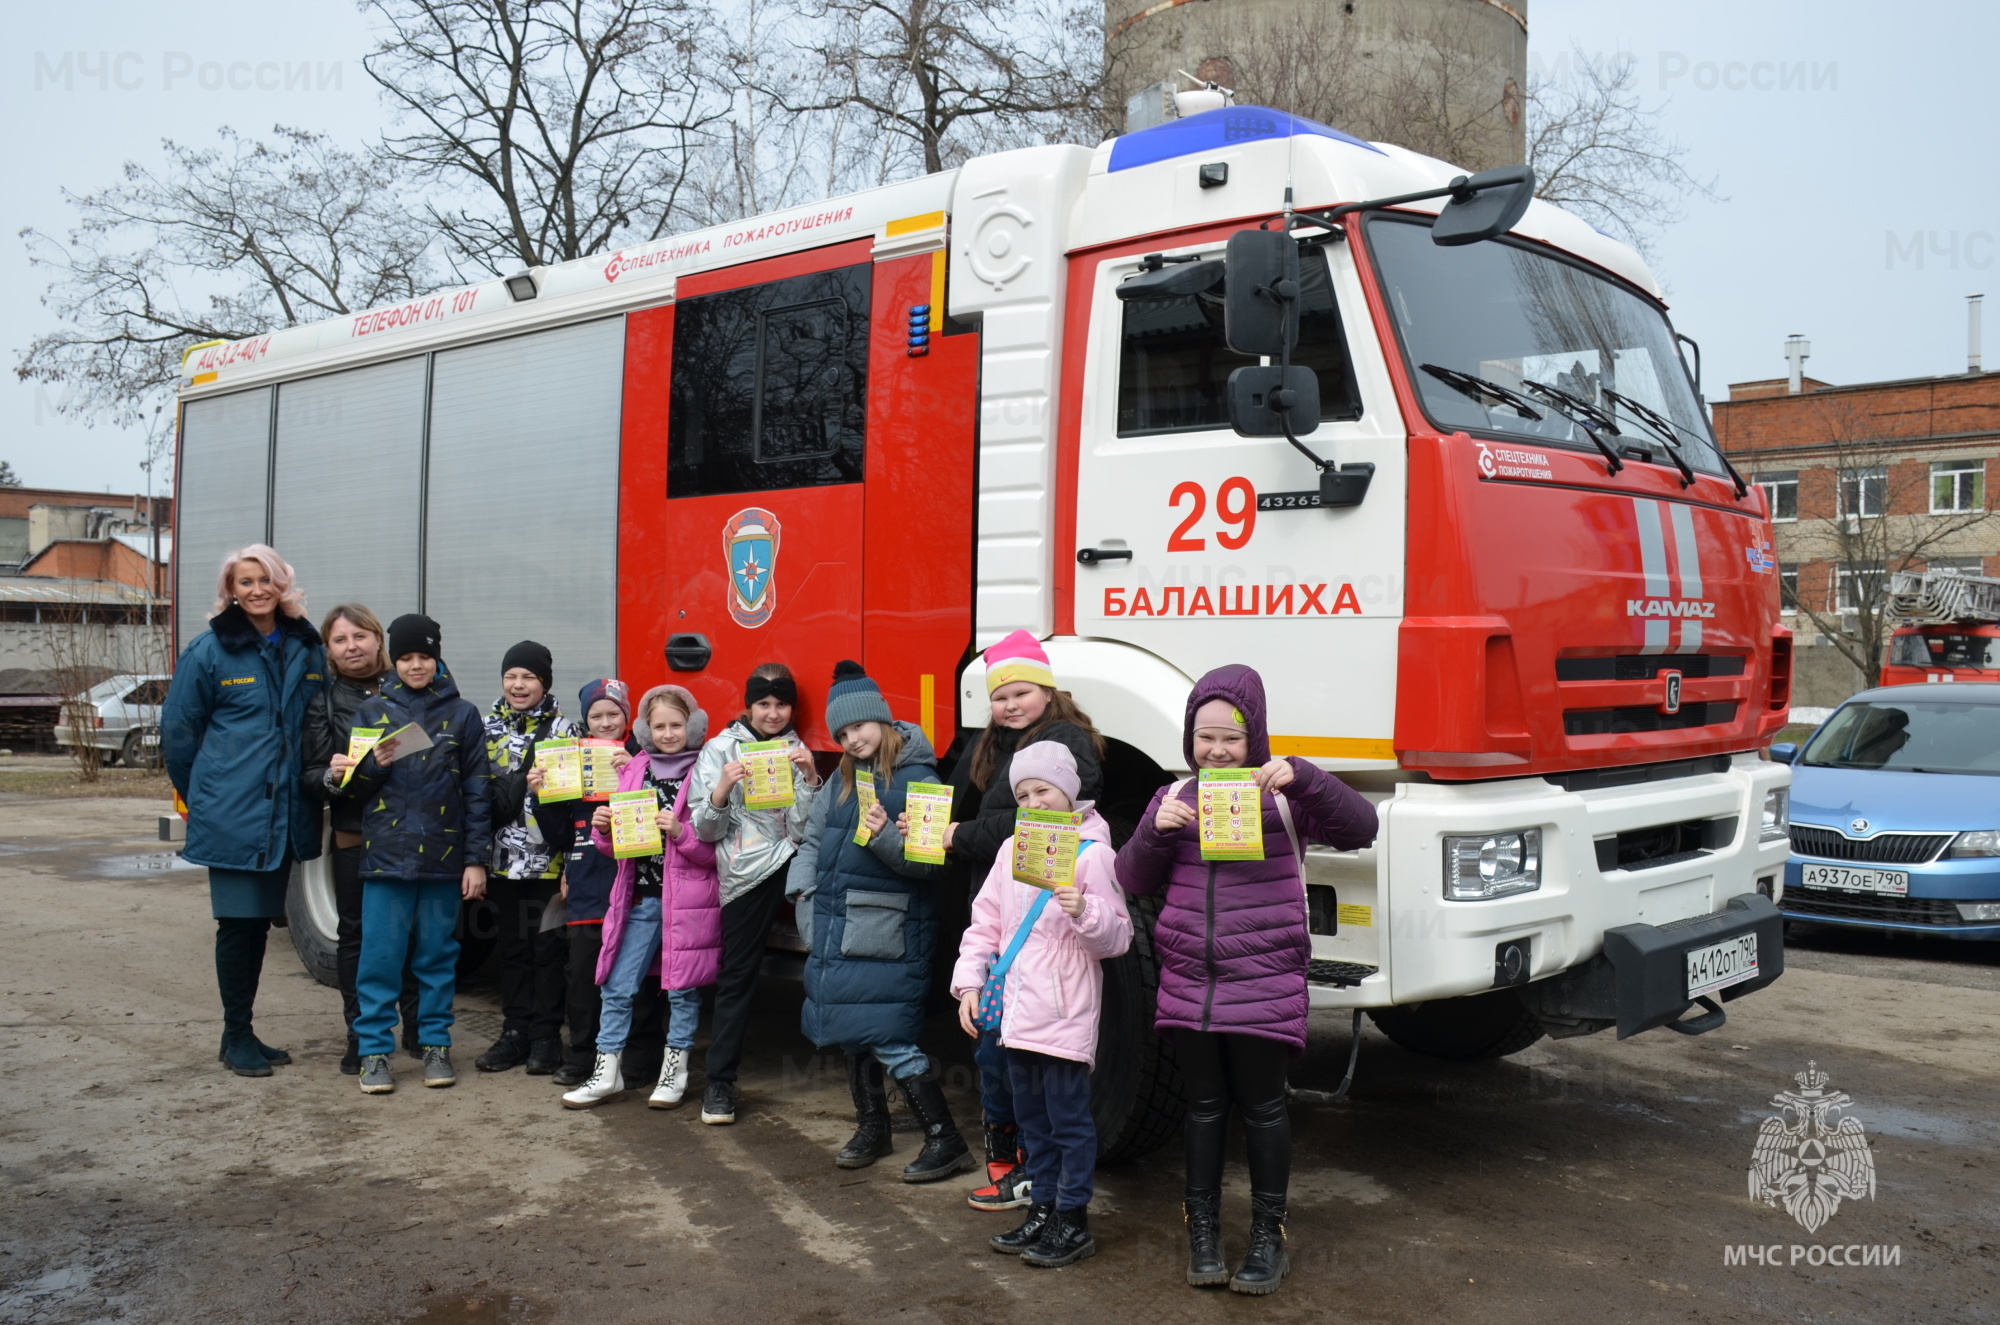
[1184,1192,1228,1287]
[214,919,271,1078]
[990,1203,1053,1254]
[1229,1194,1290,1296]
[339,1033,362,1076]
[893,1069,976,1183]
[525,1038,561,1075]
[475,1028,529,1072]
[837,1054,894,1169]
[1022,1207,1096,1269]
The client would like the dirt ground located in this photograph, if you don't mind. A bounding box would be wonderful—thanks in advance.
[2,793,1996,1325]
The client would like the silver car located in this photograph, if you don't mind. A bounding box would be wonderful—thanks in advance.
[53,674,172,767]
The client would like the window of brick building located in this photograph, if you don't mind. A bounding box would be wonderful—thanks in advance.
[1778,561,1800,611]
[1754,471,1798,521]
[1930,458,1985,514]
[1834,560,1886,612]
[1927,555,1987,577]
[1838,467,1887,518]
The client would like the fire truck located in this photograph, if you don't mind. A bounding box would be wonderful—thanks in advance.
[173,106,1792,1159]
[1879,570,2000,685]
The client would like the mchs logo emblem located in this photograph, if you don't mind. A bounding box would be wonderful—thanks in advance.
[723,508,782,629]
[1748,1061,1875,1234]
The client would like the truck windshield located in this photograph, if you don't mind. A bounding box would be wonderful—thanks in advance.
[1366,214,1724,475]
[1801,700,2000,775]
[1889,632,2000,669]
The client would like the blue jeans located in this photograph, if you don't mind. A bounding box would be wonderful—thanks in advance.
[975,1029,1014,1127]
[598,896,704,1052]
[355,879,459,1056]
[844,1041,928,1081]
[1006,1048,1095,1209]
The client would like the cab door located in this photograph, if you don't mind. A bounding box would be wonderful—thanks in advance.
[620,242,873,746]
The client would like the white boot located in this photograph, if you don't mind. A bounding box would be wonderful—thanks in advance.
[561,1051,624,1109]
[650,1046,690,1110]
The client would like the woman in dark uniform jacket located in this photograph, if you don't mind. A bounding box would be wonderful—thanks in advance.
[162,544,325,1078]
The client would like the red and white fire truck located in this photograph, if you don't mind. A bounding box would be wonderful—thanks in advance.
[1879,569,2000,685]
[173,106,1792,1158]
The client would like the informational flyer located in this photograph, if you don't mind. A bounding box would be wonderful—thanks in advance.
[852,769,877,846]
[340,727,384,787]
[740,740,795,810]
[580,738,623,800]
[534,737,583,803]
[608,789,663,859]
[1198,768,1264,861]
[373,721,434,764]
[903,781,953,864]
[1012,808,1083,889]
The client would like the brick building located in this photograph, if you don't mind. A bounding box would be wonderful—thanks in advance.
[1712,359,2000,705]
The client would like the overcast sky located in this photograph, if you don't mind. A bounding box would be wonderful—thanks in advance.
[4,0,1994,494]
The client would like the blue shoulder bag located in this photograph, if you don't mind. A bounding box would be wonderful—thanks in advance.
[973,842,1093,1034]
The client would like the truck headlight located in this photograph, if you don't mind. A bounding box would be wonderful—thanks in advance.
[1444,828,1542,900]
[1760,788,1790,844]
[1944,830,2000,859]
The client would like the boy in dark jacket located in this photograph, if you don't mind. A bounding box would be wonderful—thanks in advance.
[338,613,493,1095]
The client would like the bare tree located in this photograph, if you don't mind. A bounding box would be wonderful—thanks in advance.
[1526,46,1719,260]
[1781,395,1995,679]
[17,127,436,430]
[0,461,20,488]
[362,0,722,273]
[41,603,117,784]
[768,0,1102,179]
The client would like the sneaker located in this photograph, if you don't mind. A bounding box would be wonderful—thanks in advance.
[700,1080,736,1125]
[649,1047,690,1110]
[422,1045,456,1088]
[359,1054,395,1094]
[552,1059,589,1088]
[474,1028,528,1073]
[525,1038,561,1075]
[969,1156,1033,1211]
[561,1052,626,1110]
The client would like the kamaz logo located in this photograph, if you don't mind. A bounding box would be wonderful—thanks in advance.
[1627,598,1717,618]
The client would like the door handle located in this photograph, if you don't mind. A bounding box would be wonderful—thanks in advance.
[664,633,712,672]
[1076,547,1133,566]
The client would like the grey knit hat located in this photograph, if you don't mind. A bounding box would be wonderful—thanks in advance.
[824,659,893,738]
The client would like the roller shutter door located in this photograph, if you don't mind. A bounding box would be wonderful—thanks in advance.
[174,387,272,655]
[271,357,426,630]
[424,318,624,710]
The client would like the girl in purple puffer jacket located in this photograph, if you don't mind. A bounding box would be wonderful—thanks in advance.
[1116,665,1377,1298]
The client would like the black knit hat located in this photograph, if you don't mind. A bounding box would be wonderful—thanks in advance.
[501,639,554,690]
[387,613,442,662]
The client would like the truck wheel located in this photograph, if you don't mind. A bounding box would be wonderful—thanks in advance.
[1092,893,1185,1162]
[286,840,341,988]
[1367,989,1547,1061]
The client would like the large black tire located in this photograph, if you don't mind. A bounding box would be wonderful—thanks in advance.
[1367,989,1548,1061]
[1091,892,1185,1162]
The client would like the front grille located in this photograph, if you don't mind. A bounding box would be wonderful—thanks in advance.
[1595,815,1737,873]
[1784,889,1964,927]
[1788,824,1951,865]
[1564,701,1738,736]
[1557,654,1747,682]
[1307,960,1378,987]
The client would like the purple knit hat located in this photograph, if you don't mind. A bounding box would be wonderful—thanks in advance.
[1008,740,1083,808]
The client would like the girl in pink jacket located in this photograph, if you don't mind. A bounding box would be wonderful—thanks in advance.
[951,741,1132,1270]
[562,685,721,1112]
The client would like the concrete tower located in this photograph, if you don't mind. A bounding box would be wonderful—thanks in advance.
[1105,0,1529,172]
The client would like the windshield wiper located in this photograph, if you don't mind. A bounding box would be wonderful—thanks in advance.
[1516,378,1630,477]
[1420,364,1624,477]
[1600,388,1742,496]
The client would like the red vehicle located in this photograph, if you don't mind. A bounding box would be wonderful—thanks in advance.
[1878,572,2000,685]
[173,106,1791,1158]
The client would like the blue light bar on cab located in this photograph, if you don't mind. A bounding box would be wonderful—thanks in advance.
[1107,106,1385,174]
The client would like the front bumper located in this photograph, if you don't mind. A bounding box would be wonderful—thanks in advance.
[1782,854,2000,939]
[1521,892,1785,1038]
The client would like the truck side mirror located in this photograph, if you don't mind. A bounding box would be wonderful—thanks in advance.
[1226,365,1320,437]
[1431,166,1536,247]
[1223,229,1298,356]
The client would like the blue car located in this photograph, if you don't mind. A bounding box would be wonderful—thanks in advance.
[1771,683,2000,939]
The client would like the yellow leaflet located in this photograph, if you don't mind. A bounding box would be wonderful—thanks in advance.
[740,740,795,810]
[341,727,384,787]
[903,782,953,864]
[853,769,877,846]
[609,789,663,860]
[1198,768,1263,862]
[1012,808,1082,890]
[535,737,583,803]
[580,739,622,800]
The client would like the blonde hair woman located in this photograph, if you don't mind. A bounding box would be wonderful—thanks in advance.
[162,545,327,1078]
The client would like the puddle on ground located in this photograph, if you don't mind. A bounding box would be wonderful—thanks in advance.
[1734,1103,1998,1147]
[92,852,203,878]
[407,1292,544,1323]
